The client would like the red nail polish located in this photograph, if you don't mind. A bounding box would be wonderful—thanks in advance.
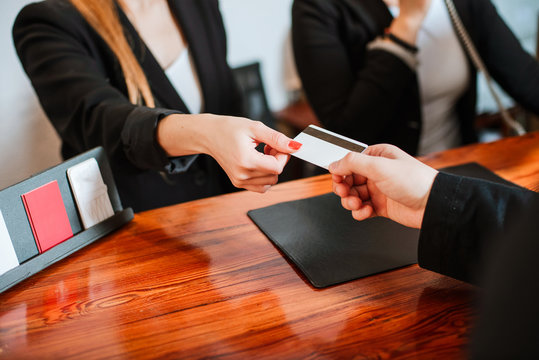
[288,140,302,150]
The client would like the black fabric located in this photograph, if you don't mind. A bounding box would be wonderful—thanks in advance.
[419,165,536,285]
[418,165,539,359]
[248,162,521,288]
[435,162,518,187]
[470,200,539,359]
[13,0,242,212]
[292,0,539,155]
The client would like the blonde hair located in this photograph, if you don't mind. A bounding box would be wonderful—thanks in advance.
[69,0,155,107]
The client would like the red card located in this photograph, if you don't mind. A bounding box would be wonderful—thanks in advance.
[22,180,73,253]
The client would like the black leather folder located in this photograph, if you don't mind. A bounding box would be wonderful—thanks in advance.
[248,162,517,288]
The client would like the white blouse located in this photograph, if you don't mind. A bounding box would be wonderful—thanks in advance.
[416,0,470,155]
[387,0,470,156]
[165,47,204,114]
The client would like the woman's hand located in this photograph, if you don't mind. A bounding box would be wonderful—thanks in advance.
[202,116,302,192]
[385,0,432,44]
[157,113,301,193]
[329,144,438,228]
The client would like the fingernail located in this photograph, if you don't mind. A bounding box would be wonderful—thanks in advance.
[328,163,335,172]
[288,140,302,150]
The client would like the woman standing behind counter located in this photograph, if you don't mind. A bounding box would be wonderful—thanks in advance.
[292,0,539,155]
[13,0,301,212]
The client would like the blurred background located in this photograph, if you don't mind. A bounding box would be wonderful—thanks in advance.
[0,0,537,190]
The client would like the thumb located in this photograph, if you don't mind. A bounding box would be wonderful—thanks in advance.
[329,151,376,177]
[251,122,302,153]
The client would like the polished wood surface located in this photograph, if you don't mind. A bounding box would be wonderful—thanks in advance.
[1,133,538,359]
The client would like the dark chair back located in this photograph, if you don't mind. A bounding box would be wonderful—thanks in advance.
[232,62,276,129]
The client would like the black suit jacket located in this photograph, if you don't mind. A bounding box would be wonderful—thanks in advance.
[419,172,539,358]
[13,0,242,212]
[292,0,539,154]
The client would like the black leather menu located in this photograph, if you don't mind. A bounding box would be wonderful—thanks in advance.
[248,162,517,288]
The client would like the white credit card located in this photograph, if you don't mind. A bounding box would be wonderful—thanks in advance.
[292,125,368,169]
[0,209,19,276]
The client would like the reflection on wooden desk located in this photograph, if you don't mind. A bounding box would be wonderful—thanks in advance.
[1,132,538,359]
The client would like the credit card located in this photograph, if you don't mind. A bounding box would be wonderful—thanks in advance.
[292,125,368,169]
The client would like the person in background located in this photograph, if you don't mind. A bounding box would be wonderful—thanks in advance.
[13,0,301,212]
[329,144,539,358]
[292,0,539,155]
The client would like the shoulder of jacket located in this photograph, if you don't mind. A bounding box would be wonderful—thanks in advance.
[15,0,84,29]
[292,0,383,22]
[18,0,77,16]
[14,0,94,44]
[293,0,339,13]
[295,0,351,25]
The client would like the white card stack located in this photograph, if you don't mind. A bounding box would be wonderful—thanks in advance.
[0,210,19,275]
[67,158,115,229]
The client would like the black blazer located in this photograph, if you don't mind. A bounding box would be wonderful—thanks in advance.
[13,0,242,212]
[419,172,539,358]
[292,0,539,154]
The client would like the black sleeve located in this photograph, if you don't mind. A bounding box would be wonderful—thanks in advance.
[12,2,182,172]
[418,171,539,284]
[292,0,417,144]
[472,0,539,114]
[468,196,539,358]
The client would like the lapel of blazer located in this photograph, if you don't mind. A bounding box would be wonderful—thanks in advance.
[451,0,472,30]
[117,4,190,112]
[450,0,476,42]
[446,0,478,67]
[168,0,219,113]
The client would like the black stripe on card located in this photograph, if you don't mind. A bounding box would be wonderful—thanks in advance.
[303,126,366,153]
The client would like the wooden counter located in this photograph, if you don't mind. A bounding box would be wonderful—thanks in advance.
[1,132,538,359]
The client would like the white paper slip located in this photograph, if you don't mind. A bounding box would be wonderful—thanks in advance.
[292,125,368,169]
[67,158,115,229]
[0,209,19,276]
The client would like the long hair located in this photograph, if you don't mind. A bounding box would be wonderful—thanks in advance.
[69,0,155,107]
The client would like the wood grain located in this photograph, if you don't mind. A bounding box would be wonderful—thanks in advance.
[1,132,538,359]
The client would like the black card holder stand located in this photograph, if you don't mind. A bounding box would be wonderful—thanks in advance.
[0,147,133,293]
